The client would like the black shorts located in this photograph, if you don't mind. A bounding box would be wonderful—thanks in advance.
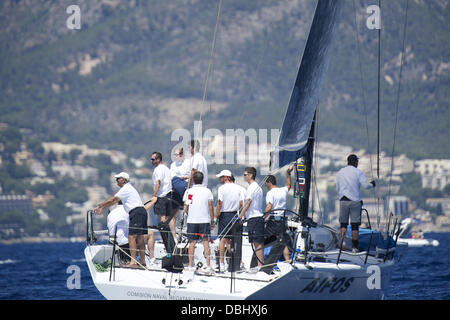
[128,207,148,235]
[154,193,174,217]
[187,223,211,241]
[247,216,265,244]
[218,211,238,238]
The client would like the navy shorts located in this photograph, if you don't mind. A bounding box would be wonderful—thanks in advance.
[187,223,211,241]
[247,216,265,244]
[218,211,238,238]
[154,193,174,217]
[128,207,148,235]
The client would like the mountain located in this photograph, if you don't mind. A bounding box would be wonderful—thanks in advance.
[0,0,449,160]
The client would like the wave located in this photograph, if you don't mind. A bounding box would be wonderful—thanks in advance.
[0,259,19,265]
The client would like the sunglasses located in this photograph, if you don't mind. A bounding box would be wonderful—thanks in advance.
[151,158,157,161]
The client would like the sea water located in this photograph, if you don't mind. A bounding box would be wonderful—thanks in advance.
[0,233,449,300]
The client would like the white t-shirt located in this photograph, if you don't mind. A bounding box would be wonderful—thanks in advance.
[114,183,143,213]
[107,205,129,246]
[170,159,191,179]
[244,181,263,219]
[190,152,208,187]
[152,164,172,197]
[183,185,213,224]
[336,165,373,201]
[217,183,245,212]
[266,186,289,216]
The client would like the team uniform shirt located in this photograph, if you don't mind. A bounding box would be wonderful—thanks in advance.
[170,159,191,179]
[190,152,208,187]
[336,165,373,202]
[243,181,263,220]
[266,186,289,216]
[183,185,214,224]
[217,183,245,212]
[152,164,172,197]
[107,205,129,246]
[114,183,144,213]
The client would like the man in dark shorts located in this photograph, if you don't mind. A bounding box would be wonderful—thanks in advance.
[214,169,244,272]
[239,167,264,271]
[94,172,148,268]
[183,172,214,275]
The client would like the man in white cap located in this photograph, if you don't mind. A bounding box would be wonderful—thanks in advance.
[94,172,148,268]
[214,169,244,272]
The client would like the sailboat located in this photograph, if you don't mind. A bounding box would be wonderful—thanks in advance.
[84,0,401,300]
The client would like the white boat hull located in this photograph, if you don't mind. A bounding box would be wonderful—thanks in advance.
[397,238,439,247]
[84,243,395,300]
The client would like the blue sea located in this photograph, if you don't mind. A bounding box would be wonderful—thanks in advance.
[1,233,449,300]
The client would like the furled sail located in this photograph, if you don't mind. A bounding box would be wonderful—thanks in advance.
[270,0,342,171]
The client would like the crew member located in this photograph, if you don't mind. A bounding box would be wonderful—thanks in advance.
[183,171,214,275]
[239,167,264,271]
[264,166,293,261]
[94,172,148,268]
[214,169,244,272]
[336,154,375,253]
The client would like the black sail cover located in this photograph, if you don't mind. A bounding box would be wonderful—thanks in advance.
[270,0,343,172]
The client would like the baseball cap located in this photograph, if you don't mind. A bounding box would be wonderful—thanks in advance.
[114,172,130,181]
[347,154,359,163]
[216,169,232,178]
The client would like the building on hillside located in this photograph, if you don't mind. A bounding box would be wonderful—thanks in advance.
[415,159,450,190]
[0,194,32,215]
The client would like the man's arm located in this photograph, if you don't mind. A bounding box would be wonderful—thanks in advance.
[188,168,196,188]
[152,180,160,198]
[359,172,374,189]
[94,196,120,214]
[264,203,273,217]
[239,199,252,220]
[144,197,157,211]
[209,200,214,229]
[215,200,222,220]
[286,166,293,191]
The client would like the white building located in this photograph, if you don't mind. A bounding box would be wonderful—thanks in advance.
[415,159,450,190]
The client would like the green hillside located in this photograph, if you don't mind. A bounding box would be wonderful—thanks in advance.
[0,0,448,159]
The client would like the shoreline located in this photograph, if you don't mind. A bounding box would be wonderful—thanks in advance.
[1,228,449,245]
[0,236,85,245]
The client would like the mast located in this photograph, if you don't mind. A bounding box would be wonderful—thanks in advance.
[296,112,316,221]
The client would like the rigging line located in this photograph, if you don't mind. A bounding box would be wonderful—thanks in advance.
[352,0,380,220]
[385,0,409,220]
[377,0,381,180]
[195,0,223,140]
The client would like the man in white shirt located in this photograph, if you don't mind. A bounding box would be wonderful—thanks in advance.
[264,166,293,216]
[336,154,376,252]
[183,171,214,274]
[107,202,130,264]
[264,166,293,261]
[94,172,148,268]
[188,139,208,188]
[151,152,177,239]
[239,167,264,269]
[214,169,244,272]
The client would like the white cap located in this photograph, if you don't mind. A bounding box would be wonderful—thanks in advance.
[114,172,130,181]
[216,169,232,178]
